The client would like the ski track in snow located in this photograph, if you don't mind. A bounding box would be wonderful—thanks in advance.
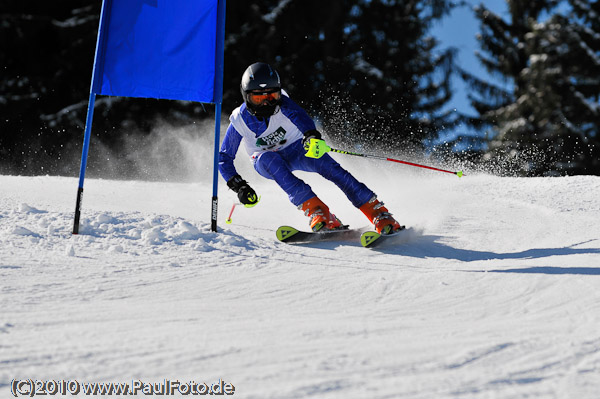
[1,173,600,398]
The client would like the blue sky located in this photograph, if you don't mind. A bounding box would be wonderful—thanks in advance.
[430,1,508,143]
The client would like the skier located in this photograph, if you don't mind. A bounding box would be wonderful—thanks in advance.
[219,62,402,234]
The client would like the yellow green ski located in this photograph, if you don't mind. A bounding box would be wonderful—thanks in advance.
[276,225,357,244]
[276,225,405,247]
[360,226,406,248]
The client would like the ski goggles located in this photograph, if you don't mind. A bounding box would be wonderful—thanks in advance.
[247,89,281,106]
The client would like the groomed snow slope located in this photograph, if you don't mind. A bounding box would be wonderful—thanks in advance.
[1,163,599,398]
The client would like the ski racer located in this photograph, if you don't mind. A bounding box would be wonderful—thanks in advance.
[218,62,402,234]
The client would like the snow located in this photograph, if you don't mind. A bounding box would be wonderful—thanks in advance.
[1,165,600,398]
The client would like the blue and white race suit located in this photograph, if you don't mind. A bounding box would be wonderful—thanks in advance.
[218,93,374,207]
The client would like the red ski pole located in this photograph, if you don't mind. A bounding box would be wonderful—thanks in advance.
[225,202,237,224]
[305,139,464,177]
[225,196,262,224]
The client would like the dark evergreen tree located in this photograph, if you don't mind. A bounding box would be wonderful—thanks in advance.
[323,0,458,153]
[2,0,458,176]
[223,1,361,113]
[510,0,600,174]
[461,1,557,175]
[224,0,458,154]
[465,0,599,175]
[0,2,210,177]
[0,1,98,174]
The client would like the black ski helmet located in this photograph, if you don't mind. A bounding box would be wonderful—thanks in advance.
[240,62,282,117]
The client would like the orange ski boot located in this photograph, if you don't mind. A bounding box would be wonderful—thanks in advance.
[300,196,343,232]
[359,196,402,235]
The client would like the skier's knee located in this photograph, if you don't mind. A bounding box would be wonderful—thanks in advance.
[254,151,284,178]
[256,152,280,170]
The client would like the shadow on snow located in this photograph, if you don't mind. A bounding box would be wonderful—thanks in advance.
[485,266,600,276]
[365,235,600,272]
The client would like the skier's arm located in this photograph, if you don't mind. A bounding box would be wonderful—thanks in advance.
[280,96,316,133]
[279,96,324,151]
[219,124,259,207]
[218,124,243,183]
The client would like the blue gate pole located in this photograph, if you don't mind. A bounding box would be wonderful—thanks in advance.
[72,0,110,234]
[72,92,96,234]
[210,0,227,232]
